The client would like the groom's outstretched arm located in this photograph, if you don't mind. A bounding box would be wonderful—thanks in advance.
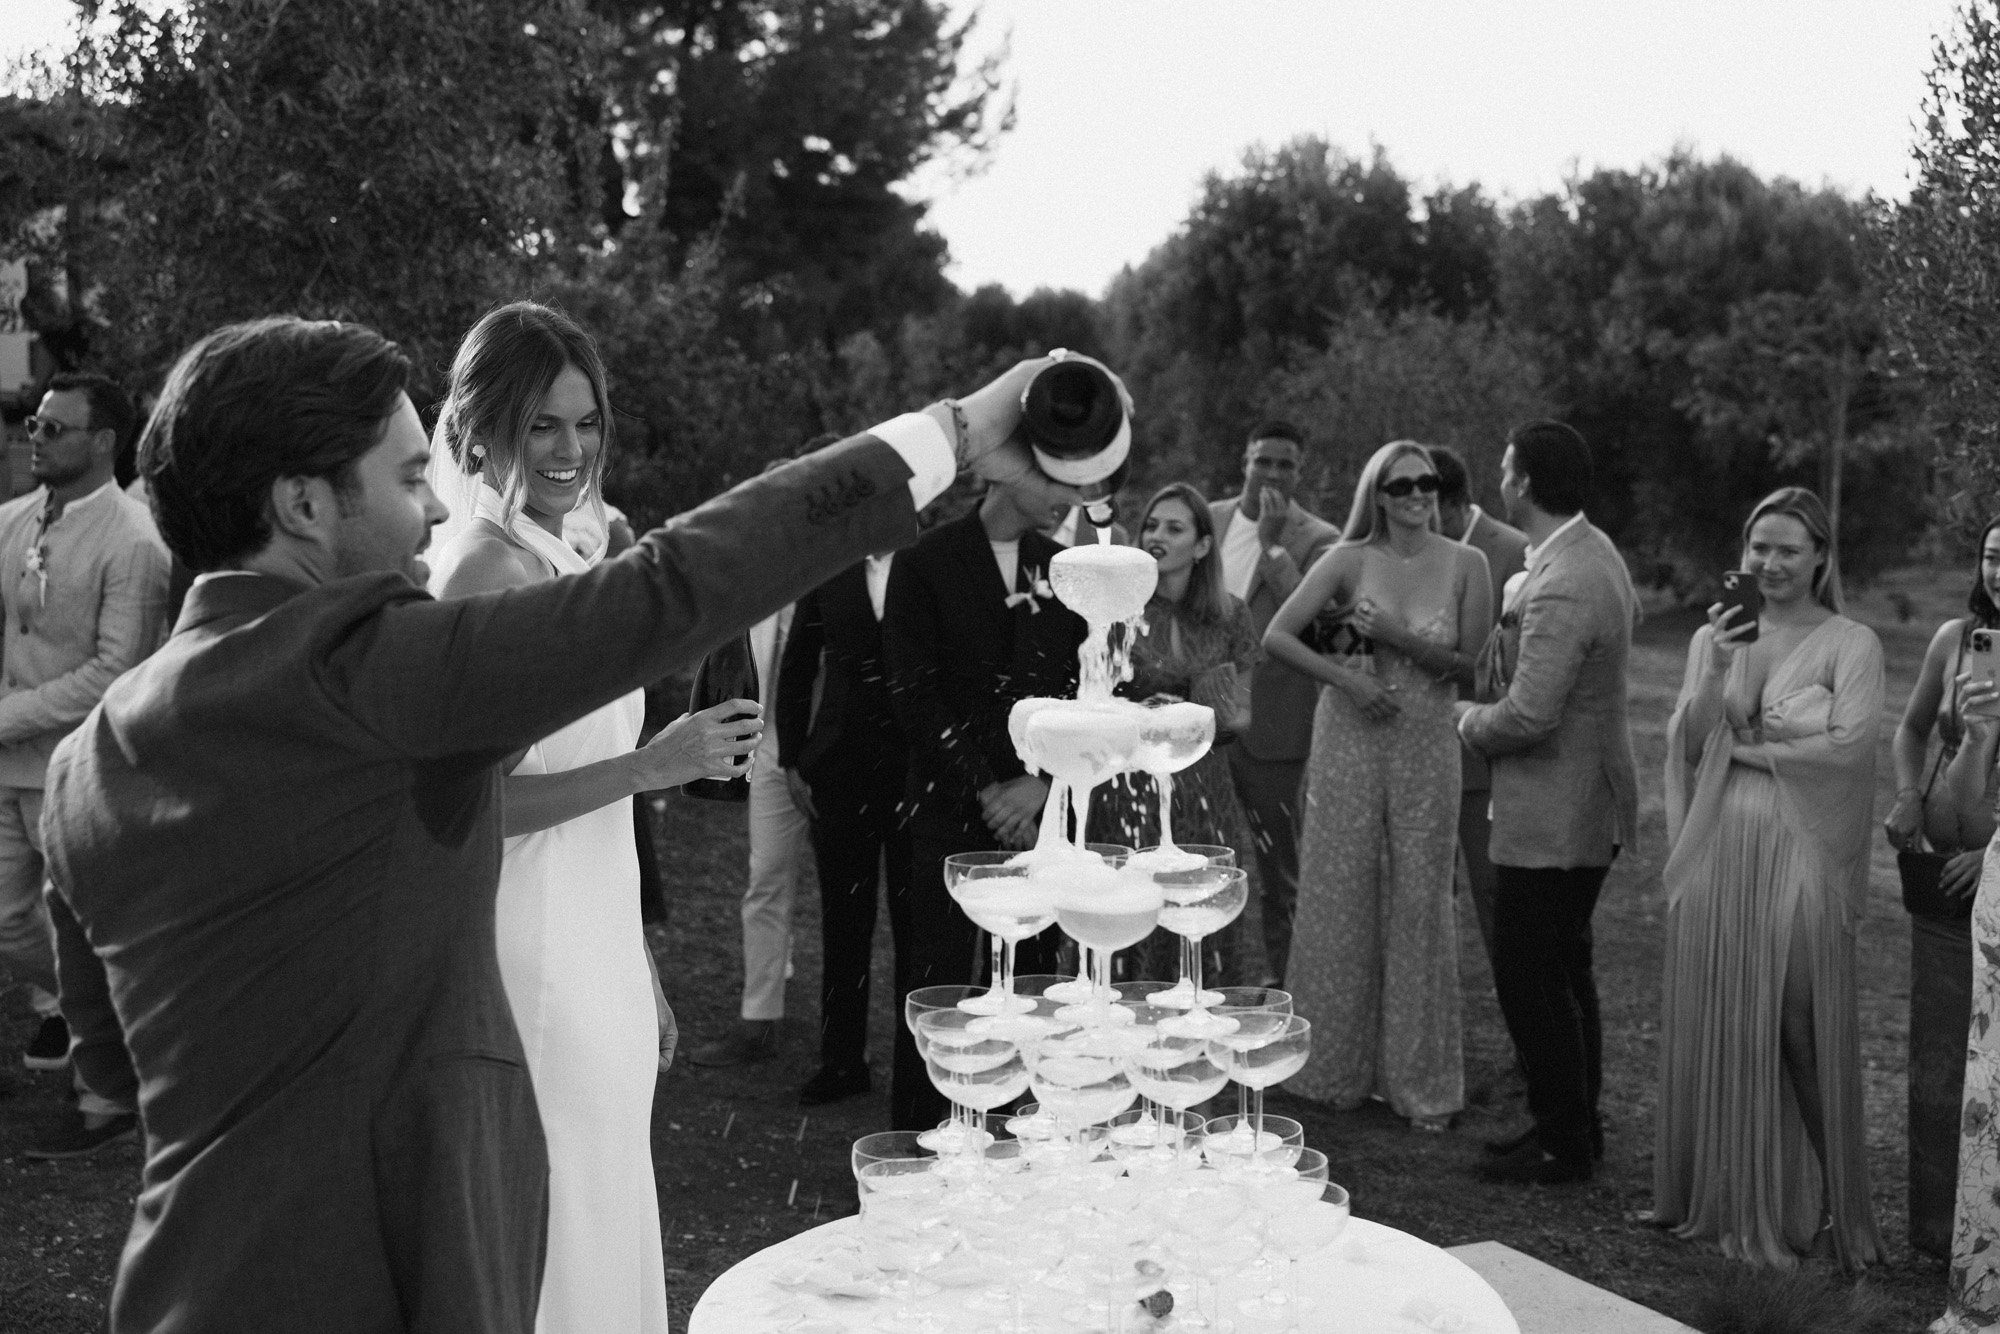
[340,430,929,763]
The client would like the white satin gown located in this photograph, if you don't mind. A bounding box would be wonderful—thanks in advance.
[480,486,669,1333]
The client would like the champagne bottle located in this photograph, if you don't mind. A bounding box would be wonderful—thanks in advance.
[679,632,758,802]
[1020,351,1130,487]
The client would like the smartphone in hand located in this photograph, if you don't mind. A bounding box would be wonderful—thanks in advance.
[1719,571,1762,644]
[1968,628,2000,720]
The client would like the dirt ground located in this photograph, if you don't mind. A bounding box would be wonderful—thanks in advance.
[0,563,1970,1332]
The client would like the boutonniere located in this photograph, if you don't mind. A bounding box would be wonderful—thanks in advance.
[1005,565,1056,614]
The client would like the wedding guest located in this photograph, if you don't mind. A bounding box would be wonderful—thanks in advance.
[690,441,839,1068]
[1891,520,2000,1262]
[778,549,910,1106]
[1460,420,1638,1186]
[40,312,1071,1332]
[1429,444,1527,970]
[1212,420,1340,985]
[426,303,760,1332]
[1938,665,2000,1325]
[1089,483,1257,984]
[883,465,1099,1131]
[1265,442,1490,1131]
[1886,517,2000,898]
[1653,487,1884,1266]
[0,374,169,1159]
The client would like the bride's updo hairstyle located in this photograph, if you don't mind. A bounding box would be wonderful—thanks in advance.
[430,301,613,534]
[1743,486,1842,614]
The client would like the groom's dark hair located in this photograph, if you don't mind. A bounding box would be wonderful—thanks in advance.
[142,317,411,571]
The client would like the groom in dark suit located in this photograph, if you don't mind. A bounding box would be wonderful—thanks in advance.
[39,315,1085,1334]
[881,469,1096,1131]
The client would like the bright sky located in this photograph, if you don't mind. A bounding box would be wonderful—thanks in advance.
[6,0,1963,298]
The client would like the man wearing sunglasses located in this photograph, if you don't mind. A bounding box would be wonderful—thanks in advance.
[1,374,170,1157]
[1211,419,1339,987]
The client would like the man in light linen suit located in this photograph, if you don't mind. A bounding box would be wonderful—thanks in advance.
[1458,420,1637,1185]
[1210,420,1340,985]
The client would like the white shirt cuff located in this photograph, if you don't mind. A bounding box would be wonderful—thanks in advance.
[868,412,957,511]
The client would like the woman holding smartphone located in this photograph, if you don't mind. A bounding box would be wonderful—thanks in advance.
[1652,486,1884,1268]
[1886,517,2000,901]
[1927,522,2000,1331]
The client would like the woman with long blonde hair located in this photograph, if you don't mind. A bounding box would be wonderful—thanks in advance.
[1263,440,1492,1130]
[1654,485,1884,1270]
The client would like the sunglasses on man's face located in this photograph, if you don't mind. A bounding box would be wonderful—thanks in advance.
[1378,474,1441,499]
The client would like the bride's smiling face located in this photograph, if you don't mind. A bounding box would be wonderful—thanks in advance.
[507,363,602,525]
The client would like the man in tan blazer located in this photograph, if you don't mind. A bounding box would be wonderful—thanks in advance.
[1210,420,1340,985]
[1429,444,1528,970]
[1459,420,1637,1186]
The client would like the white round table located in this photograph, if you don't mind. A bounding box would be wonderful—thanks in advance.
[689,1212,1518,1333]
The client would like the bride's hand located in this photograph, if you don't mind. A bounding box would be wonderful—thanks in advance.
[633,700,762,789]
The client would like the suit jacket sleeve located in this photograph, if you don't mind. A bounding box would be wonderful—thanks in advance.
[336,434,919,762]
[46,878,138,1107]
[0,537,171,745]
[1258,522,1337,608]
[883,547,1009,796]
[1459,578,1591,757]
[776,586,825,770]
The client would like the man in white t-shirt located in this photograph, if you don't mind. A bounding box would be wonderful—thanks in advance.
[1207,420,1339,986]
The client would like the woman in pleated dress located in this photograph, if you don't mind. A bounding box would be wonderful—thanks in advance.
[1653,486,1884,1269]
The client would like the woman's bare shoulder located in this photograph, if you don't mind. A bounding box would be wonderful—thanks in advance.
[433,523,544,598]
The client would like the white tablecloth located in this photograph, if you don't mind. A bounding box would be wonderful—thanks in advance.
[689,1212,1519,1333]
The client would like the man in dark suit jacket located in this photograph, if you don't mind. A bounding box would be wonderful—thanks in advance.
[40,316,1074,1333]
[776,553,908,1107]
[882,472,1094,1131]
[1209,421,1340,985]
[1430,444,1529,970]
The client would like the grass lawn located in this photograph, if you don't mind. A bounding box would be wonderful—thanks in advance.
[0,562,1971,1332]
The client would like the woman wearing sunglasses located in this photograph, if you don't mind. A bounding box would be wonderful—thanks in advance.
[1263,439,1493,1130]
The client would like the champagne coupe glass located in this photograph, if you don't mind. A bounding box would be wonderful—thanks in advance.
[915,1009,1030,1173]
[1154,867,1251,1033]
[1023,705,1141,858]
[1219,1013,1312,1164]
[1274,1180,1350,1322]
[1024,1022,1138,1149]
[855,1157,953,1333]
[1134,844,1234,1012]
[1205,986,1292,1139]
[1200,1114,1304,1170]
[1235,1150,1336,1329]
[1126,1032,1231,1163]
[1128,700,1216,859]
[1054,863,1162,1027]
[1041,843,1133,1006]
[905,984,996,1153]
[945,853,1051,1016]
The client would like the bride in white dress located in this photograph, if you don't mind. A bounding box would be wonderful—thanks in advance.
[425,302,760,1334]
